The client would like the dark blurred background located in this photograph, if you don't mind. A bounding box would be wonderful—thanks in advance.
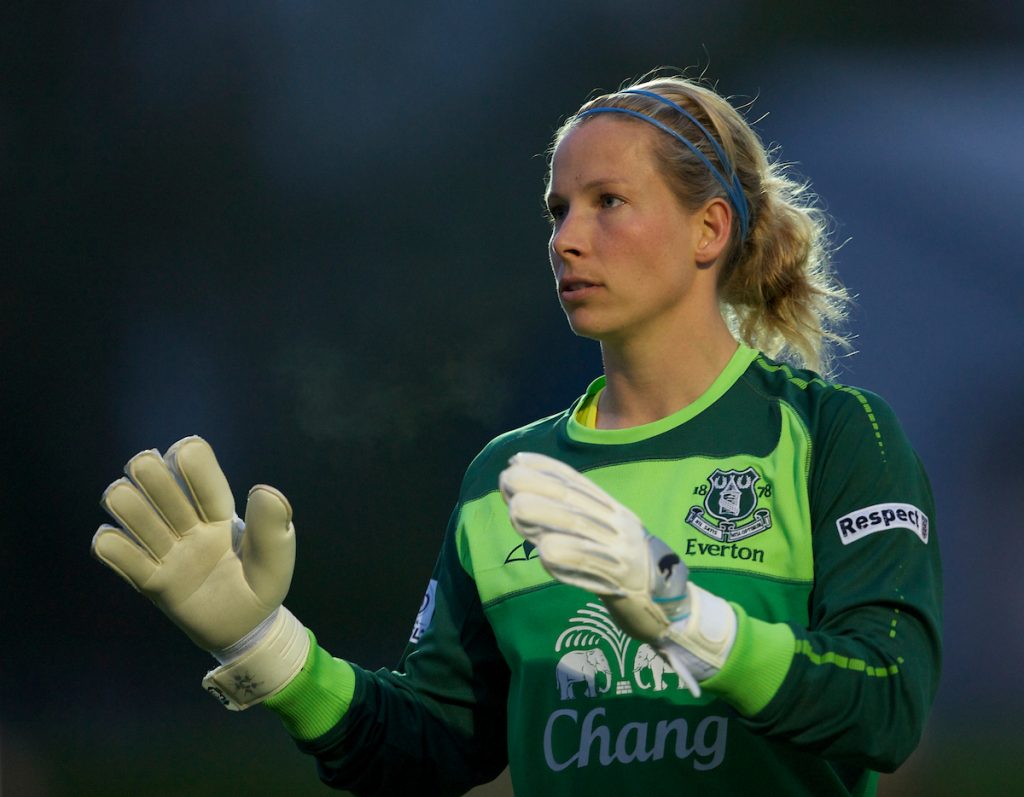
[3,2,1022,795]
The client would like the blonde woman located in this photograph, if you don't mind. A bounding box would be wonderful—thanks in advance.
[93,74,941,796]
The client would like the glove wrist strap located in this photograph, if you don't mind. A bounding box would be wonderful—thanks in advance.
[202,606,309,711]
[212,609,279,665]
[656,583,738,697]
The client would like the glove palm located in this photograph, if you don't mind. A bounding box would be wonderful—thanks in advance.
[93,436,308,710]
[92,436,294,653]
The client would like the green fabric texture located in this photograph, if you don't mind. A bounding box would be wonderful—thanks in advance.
[263,630,356,741]
[702,603,796,716]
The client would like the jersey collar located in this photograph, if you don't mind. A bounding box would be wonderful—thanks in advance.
[564,344,758,445]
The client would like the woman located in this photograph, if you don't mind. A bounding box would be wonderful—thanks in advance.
[93,74,942,796]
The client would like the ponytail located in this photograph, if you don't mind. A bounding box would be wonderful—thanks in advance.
[719,164,849,374]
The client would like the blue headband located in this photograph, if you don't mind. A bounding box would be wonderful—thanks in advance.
[576,89,751,240]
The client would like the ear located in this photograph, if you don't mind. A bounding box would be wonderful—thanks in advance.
[694,197,732,266]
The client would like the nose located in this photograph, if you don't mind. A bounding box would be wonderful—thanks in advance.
[550,211,584,263]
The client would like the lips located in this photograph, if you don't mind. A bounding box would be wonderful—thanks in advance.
[558,276,601,299]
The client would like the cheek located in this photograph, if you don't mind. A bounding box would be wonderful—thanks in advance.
[634,218,694,272]
[596,217,635,257]
[608,220,661,271]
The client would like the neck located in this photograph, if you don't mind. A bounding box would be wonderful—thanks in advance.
[596,313,739,430]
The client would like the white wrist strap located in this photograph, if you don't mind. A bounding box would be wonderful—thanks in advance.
[657,584,737,698]
[202,606,309,711]
[212,608,279,665]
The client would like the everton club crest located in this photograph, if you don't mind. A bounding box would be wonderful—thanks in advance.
[686,467,772,543]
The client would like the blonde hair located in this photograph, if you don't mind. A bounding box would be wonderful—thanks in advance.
[549,72,851,375]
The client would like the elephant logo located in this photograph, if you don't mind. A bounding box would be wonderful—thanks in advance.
[554,602,635,698]
[556,648,612,699]
[632,643,684,692]
[553,603,703,699]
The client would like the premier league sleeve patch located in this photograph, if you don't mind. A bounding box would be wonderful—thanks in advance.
[409,579,438,644]
[835,503,929,545]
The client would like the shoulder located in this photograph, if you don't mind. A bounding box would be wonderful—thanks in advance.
[741,353,907,454]
[456,408,572,504]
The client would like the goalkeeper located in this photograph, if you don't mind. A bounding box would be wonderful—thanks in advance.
[92,73,942,796]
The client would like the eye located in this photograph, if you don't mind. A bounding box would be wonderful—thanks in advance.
[546,202,568,223]
[599,194,624,209]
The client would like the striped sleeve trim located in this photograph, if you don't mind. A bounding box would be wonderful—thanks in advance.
[794,638,903,677]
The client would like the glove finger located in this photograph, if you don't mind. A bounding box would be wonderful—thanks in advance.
[101,477,177,559]
[241,485,295,605]
[507,492,619,542]
[125,449,200,535]
[165,436,235,523]
[540,560,623,596]
[662,645,701,698]
[91,524,158,591]
[506,453,618,510]
[509,452,594,483]
[500,464,615,521]
[537,533,626,595]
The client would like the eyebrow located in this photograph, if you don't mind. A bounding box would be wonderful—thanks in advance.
[545,177,629,202]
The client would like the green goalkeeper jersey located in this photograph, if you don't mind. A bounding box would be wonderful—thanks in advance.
[269,345,942,796]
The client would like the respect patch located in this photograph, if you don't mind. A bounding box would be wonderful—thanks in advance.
[835,503,929,545]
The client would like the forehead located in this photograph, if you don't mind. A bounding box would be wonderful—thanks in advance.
[548,116,661,190]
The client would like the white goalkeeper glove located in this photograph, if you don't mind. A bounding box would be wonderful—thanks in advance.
[499,452,736,697]
[91,436,309,710]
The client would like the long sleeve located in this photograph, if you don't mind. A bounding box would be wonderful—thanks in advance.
[266,507,511,796]
[706,388,942,772]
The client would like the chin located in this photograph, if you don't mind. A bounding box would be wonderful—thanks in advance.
[562,305,629,343]
[565,317,615,343]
